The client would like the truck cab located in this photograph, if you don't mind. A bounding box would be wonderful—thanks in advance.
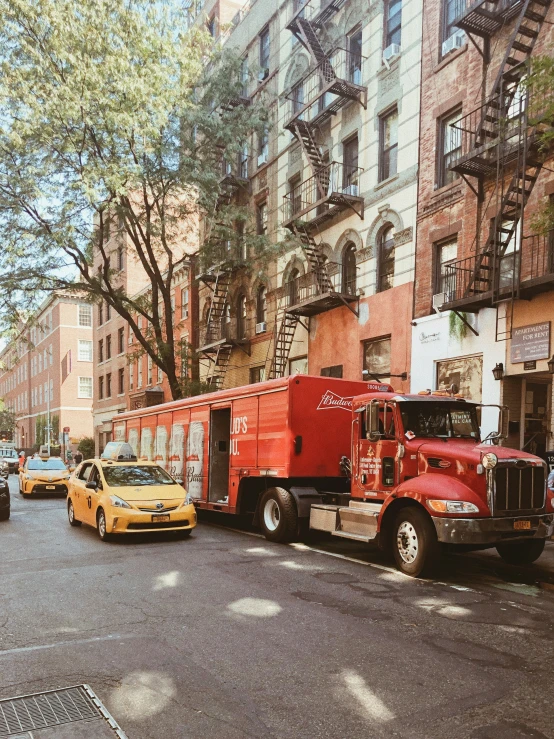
[310,387,554,576]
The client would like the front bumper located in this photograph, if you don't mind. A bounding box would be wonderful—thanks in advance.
[0,490,10,510]
[24,480,69,495]
[108,503,197,534]
[432,513,554,545]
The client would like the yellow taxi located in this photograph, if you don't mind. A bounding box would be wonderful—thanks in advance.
[66,442,197,541]
[19,456,71,497]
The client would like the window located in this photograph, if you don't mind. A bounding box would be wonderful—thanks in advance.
[129,362,134,390]
[258,128,269,162]
[49,345,53,366]
[342,243,357,295]
[380,109,398,181]
[378,225,395,292]
[438,109,461,188]
[118,327,124,354]
[118,367,125,394]
[181,288,189,319]
[348,27,363,85]
[287,268,300,307]
[79,376,93,398]
[117,247,124,271]
[435,238,458,295]
[98,339,104,364]
[363,337,391,378]
[98,302,103,326]
[78,304,92,327]
[257,202,268,235]
[50,378,53,401]
[437,355,483,401]
[99,376,104,400]
[385,0,402,48]
[291,81,304,114]
[207,15,216,37]
[237,294,247,340]
[157,365,162,385]
[78,340,93,362]
[289,356,308,375]
[106,373,112,398]
[106,335,112,360]
[256,286,267,325]
[147,356,153,385]
[250,365,266,384]
[321,365,343,378]
[288,175,302,216]
[442,0,462,44]
[38,354,42,372]
[137,359,143,388]
[106,302,111,321]
[343,135,359,191]
[259,27,270,78]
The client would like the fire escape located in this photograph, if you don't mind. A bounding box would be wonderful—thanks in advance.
[269,0,366,378]
[198,148,251,390]
[441,0,552,340]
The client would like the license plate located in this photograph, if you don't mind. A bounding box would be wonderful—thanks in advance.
[46,485,55,489]
[514,520,531,530]
[152,514,170,523]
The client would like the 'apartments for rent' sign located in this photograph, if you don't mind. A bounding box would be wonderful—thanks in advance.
[511,322,551,364]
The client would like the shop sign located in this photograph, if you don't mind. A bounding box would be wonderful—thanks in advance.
[419,331,441,344]
[523,361,537,371]
[511,322,550,364]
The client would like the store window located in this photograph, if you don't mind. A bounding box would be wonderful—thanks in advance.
[436,355,483,400]
[363,337,391,378]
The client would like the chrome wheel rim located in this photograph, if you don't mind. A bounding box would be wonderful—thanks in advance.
[397,521,418,564]
[98,512,106,537]
[68,503,74,523]
[263,499,280,532]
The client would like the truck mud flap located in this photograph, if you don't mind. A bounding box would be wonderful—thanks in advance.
[290,487,324,519]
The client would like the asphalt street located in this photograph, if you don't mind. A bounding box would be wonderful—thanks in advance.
[1,476,554,739]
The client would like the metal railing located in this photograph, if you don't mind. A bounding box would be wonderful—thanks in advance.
[442,250,521,303]
[283,162,362,222]
[200,315,254,348]
[284,47,365,124]
[282,263,354,307]
[452,0,522,24]
[287,0,348,26]
[220,152,251,182]
[523,229,554,282]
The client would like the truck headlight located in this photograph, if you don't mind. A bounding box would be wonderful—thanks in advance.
[109,495,131,509]
[427,500,480,514]
[482,452,498,469]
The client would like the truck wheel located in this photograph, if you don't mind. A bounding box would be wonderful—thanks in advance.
[392,507,441,577]
[259,488,298,543]
[496,538,545,565]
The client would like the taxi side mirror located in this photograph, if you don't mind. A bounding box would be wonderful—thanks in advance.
[85,481,98,490]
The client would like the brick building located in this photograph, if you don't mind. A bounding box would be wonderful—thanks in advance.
[411,0,554,452]
[0,294,94,452]
[197,0,422,391]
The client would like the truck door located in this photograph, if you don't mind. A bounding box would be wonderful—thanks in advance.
[355,400,399,499]
[208,408,231,503]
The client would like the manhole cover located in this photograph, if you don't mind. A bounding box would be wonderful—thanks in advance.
[0,685,127,738]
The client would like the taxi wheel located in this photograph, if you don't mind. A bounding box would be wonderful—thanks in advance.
[67,500,81,527]
[175,529,192,540]
[96,508,112,542]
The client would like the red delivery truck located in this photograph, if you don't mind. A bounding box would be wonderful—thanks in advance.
[114,375,554,576]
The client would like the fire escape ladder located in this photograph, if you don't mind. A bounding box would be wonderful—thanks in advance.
[292,224,333,294]
[290,120,330,199]
[203,271,231,346]
[293,16,331,66]
[269,310,300,379]
[206,343,233,390]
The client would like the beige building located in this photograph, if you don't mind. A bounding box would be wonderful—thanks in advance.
[197,0,422,392]
[0,294,94,452]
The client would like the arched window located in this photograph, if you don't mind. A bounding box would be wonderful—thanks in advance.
[342,243,357,295]
[378,225,395,292]
[287,268,299,307]
[236,294,247,340]
[256,286,267,325]
[220,302,230,340]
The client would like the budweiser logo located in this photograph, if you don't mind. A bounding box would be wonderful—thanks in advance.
[317,391,353,412]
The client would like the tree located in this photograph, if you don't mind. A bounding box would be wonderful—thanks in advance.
[0,0,272,400]
[0,408,16,441]
[526,57,554,234]
[78,437,95,460]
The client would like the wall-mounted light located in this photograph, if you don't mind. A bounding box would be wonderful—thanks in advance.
[548,355,554,374]
[492,362,504,381]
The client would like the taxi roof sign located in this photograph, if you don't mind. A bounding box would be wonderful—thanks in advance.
[101,442,137,461]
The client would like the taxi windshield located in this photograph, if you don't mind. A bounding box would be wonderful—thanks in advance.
[102,465,176,487]
[400,402,480,440]
[27,459,67,470]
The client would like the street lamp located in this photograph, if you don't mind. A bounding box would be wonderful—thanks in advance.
[548,355,554,374]
[492,362,504,381]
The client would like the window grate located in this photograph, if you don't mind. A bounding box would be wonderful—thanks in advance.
[0,685,127,738]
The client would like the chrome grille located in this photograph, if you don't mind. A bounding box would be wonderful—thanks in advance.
[138,505,178,513]
[494,464,545,514]
[0,685,127,737]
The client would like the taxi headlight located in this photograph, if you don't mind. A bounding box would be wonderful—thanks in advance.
[482,452,498,469]
[184,492,194,505]
[427,500,480,514]
[109,495,131,509]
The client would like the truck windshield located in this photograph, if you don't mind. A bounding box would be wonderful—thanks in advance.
[102,465,176,487]
[400,402,480,440]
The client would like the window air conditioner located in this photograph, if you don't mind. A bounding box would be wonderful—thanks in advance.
[441,30,466,57]
[432,292,447,313]
[382,43,401,63]
[255,321,267,334]
[342,184,359,197]
[257,152,268,167]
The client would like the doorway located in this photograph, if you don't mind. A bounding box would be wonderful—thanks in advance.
[523,381,550,458]
[209,408,231,503]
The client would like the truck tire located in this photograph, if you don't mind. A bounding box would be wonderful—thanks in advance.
[392,507,441,577]
[259,487,298,543]
[496,538,545,565]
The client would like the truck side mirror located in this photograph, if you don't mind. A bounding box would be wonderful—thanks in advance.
[366,402,381,442]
